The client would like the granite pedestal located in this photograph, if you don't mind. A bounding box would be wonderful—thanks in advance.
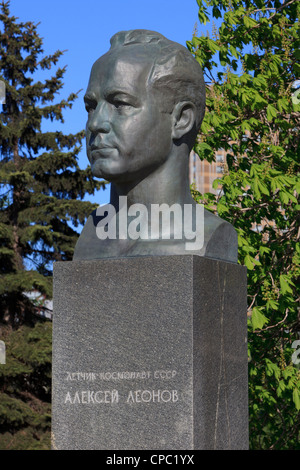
[52,255,248,450]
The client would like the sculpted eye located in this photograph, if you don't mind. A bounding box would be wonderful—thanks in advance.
[113,100,132,109]
[85,104,93,114]
[85,102,97,115]
[107,92,137,111]
[84,96,97,114]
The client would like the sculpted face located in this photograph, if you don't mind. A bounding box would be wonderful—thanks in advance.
[84,48,174,183]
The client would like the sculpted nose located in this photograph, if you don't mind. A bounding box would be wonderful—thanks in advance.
[88,103,111,134]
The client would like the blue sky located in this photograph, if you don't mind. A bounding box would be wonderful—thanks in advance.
[8,0,205,206]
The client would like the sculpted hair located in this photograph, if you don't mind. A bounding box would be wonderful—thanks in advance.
[109,30,206,136]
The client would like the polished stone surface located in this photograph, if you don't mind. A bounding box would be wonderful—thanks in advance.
[52,256,248,450]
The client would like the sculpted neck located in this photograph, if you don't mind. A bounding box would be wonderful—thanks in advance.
[109,148,194,210]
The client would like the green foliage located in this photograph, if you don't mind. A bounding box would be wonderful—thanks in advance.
[0,1,105,449]
[189,0,300,449]
[0,321,52,449]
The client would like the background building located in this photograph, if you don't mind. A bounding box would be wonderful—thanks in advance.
[189,149,226,195]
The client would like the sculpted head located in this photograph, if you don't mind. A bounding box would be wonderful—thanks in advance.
[84,30,206,183]
[108,30,206,134]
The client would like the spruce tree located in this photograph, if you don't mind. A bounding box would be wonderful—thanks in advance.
[0,1,102,325]
[0,1,103,448]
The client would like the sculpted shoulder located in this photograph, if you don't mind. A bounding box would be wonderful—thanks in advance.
[202,209,238,263]
[73,207,110,260]
[73,206,238,263]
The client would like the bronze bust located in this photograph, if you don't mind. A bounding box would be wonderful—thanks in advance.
[73,30,237,263]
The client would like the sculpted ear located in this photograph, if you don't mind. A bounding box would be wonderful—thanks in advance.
[171,101,197,140]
